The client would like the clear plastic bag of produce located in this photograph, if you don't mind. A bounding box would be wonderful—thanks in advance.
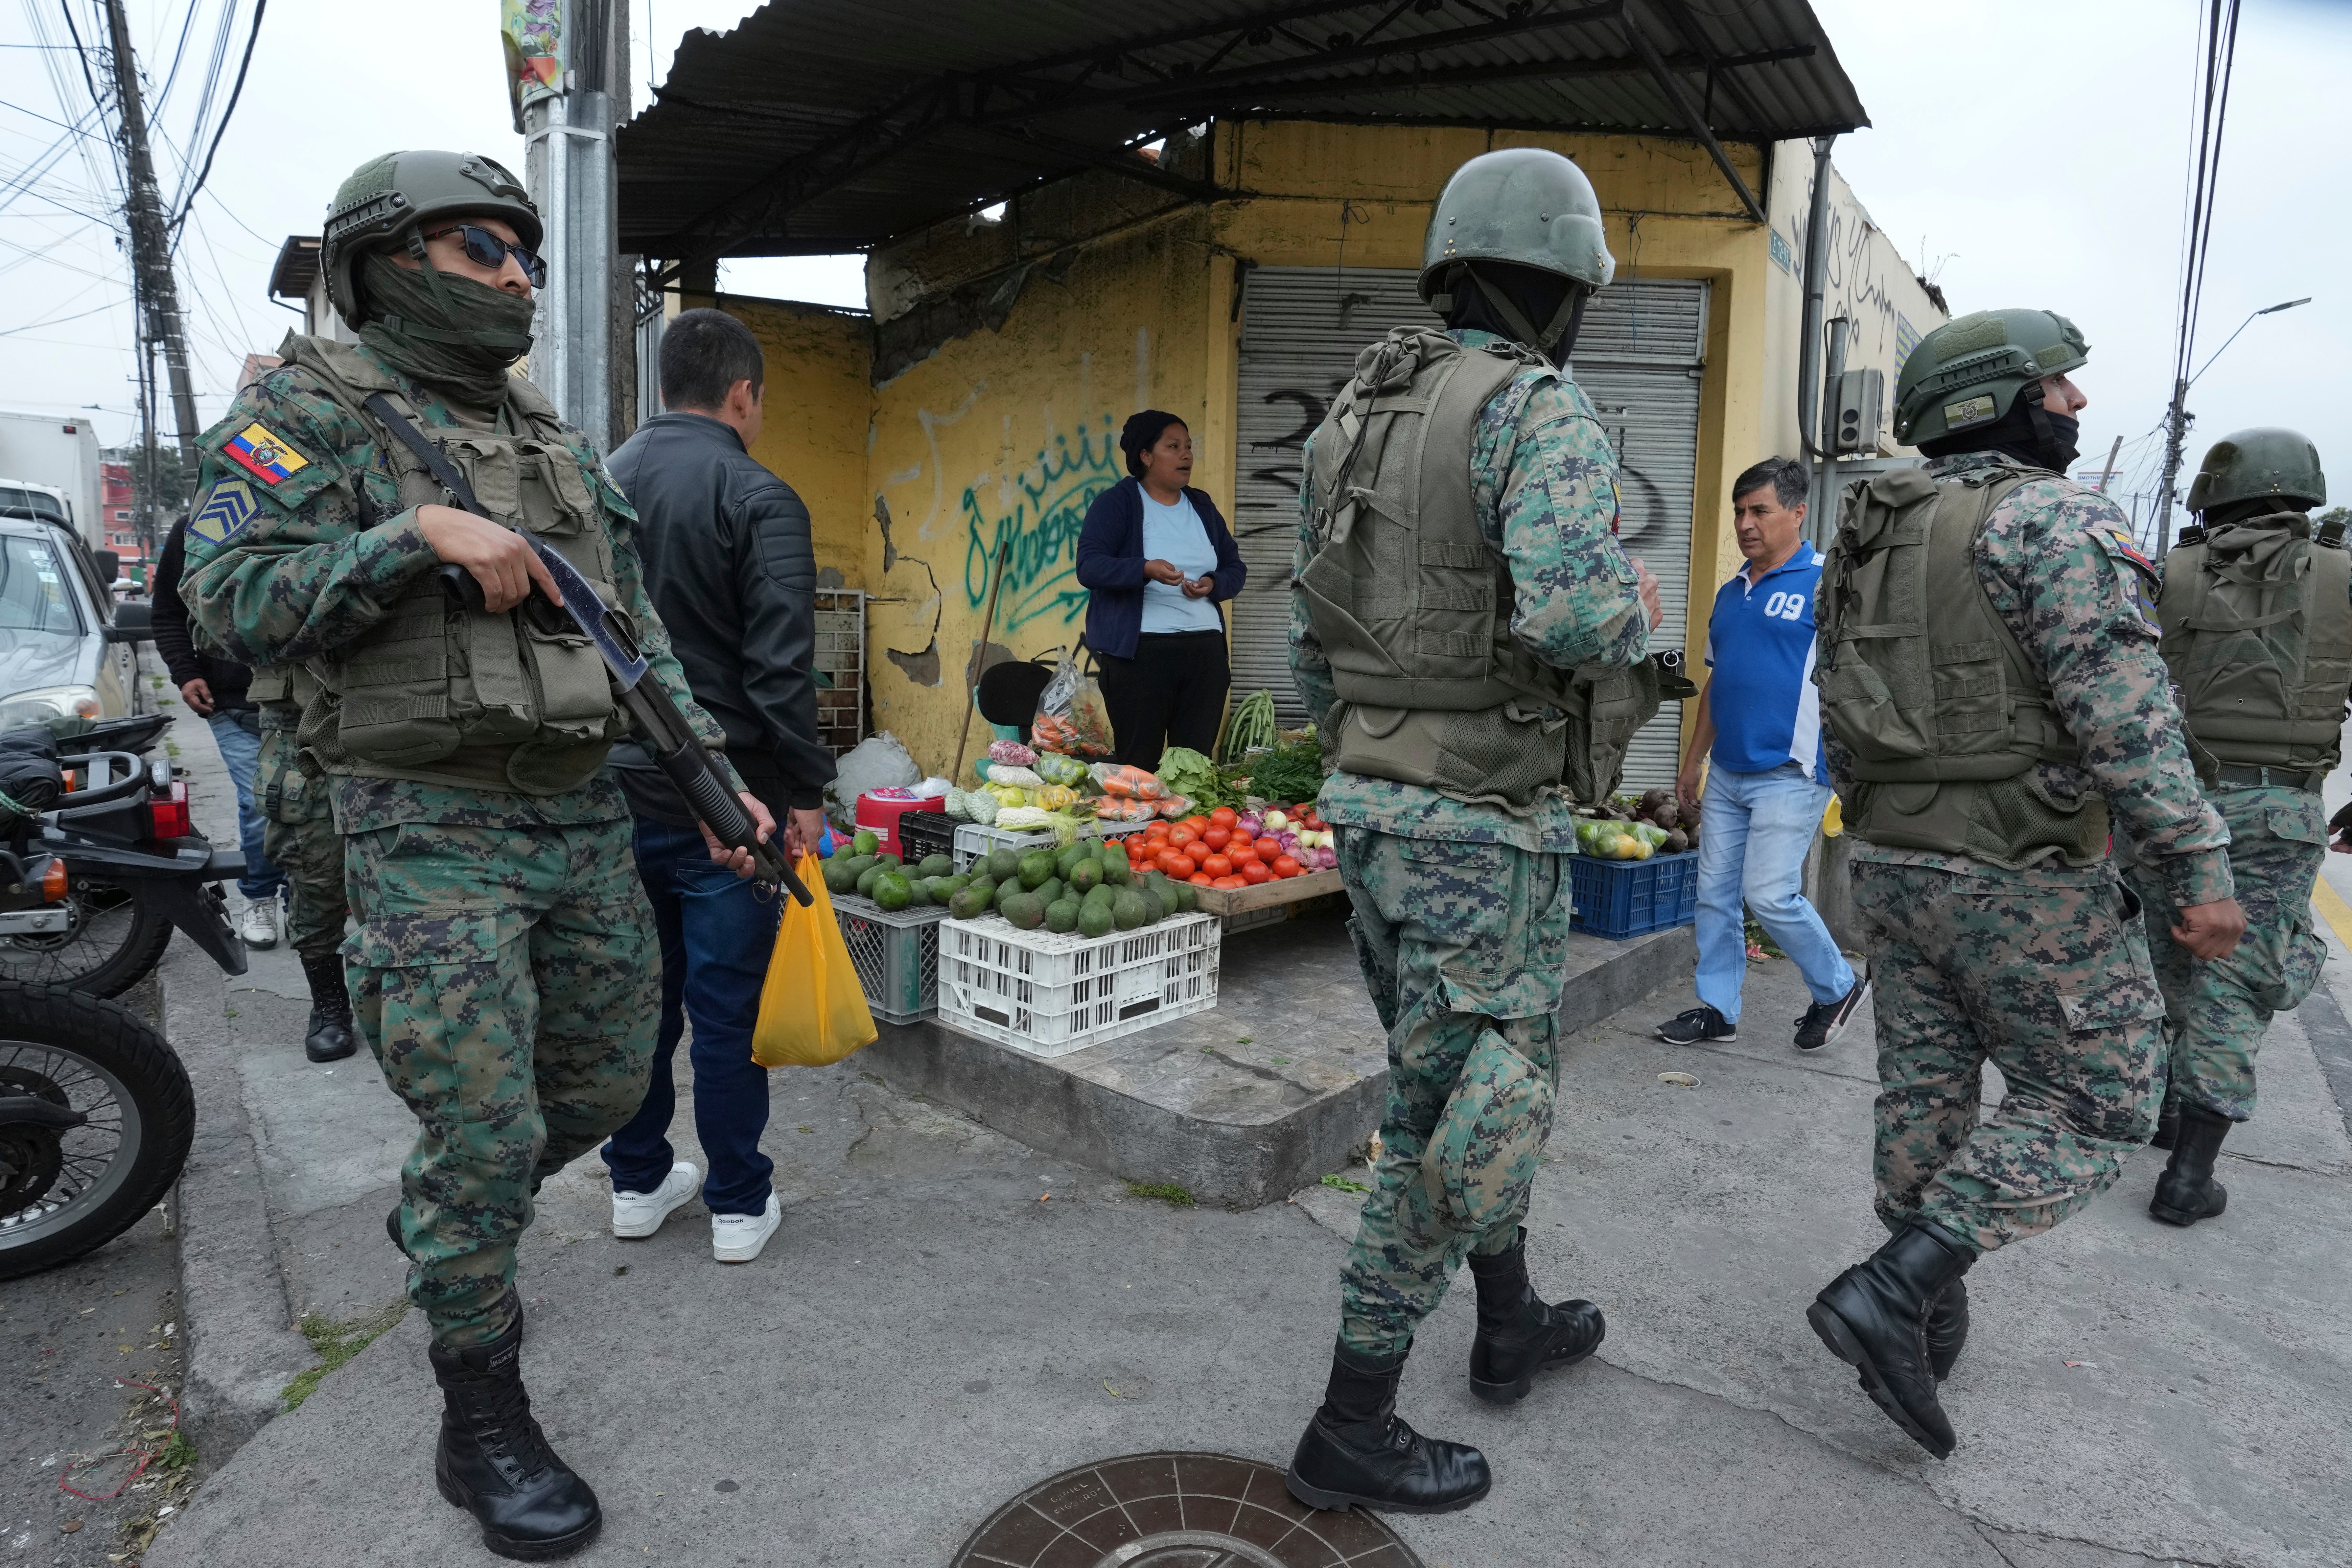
[1036,646,1117,756]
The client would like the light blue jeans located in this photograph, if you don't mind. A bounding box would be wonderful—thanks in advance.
[206,708,283,900]
[1693,760,1852,1023]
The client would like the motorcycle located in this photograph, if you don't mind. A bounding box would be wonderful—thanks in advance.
[0,716,248,995]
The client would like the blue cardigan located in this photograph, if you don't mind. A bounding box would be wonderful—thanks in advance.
[1073,477,1248,660]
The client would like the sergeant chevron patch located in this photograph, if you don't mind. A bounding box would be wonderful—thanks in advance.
[189,477,259,546]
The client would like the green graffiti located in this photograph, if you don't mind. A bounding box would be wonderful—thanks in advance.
[963,415,1119,633]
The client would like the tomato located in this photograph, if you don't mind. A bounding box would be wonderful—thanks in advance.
[1182,815,1211,833]
[1168,825,1198,849]
[1201,826,1231,851]
[1209,806,1237,828]
[1253,836,1281,860]
[1156,850,1191,877]
[1144,820,1171,841]
[1201,854,1233,878]
[1272,854,1303,879]
[1241,861,1272,885]
[1225,844,1257,868]
[1188,873,1213,887]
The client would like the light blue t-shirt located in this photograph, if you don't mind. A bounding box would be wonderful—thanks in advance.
[1138,487,1224,634]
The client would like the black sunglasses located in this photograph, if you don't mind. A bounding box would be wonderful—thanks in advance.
[420,224,547,287]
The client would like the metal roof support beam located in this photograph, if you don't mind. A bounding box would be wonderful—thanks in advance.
[976,126,1235,205]
[1617,3,1766,223]
[1212,42,1816,105]
[1645,0,1774,132]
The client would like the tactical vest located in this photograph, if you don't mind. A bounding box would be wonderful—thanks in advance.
[276,336,629,796]
[1817,465,2107,868]
[2158,511,2352,778]
[1296,326,1658,810]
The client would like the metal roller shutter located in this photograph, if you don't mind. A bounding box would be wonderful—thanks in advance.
[1231,266,1708,793]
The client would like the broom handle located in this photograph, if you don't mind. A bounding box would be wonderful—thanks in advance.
[951,538,1013,785]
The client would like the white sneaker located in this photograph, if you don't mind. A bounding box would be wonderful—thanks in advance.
[610,1160,701,1238]
[710,1194,782,1263]
[235,894,278,949]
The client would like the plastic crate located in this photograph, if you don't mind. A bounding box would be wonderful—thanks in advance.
[832,894,950,1025]
[896,810,957,869]
[936,911,1221,1059]
[950,821,1108,872]
[1568,849,1699,939]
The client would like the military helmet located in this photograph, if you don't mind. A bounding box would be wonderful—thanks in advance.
[1892,308,2089,447]
[1420,147,1614,304]
[2186,427,2326,514]
[321,150,540,324]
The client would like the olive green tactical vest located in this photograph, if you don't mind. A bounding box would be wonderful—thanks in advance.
[1296,326,1658,810]
[2158,511,2352,778]
[1818,465,2107,868]
[276,335,628,796]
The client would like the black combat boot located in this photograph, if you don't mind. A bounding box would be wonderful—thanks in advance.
[429,1307,602,1559]
[1807,1222,1974,1458]
[1923,1275,1968,1382]
[1285,1342,1491,1515]
[299,950,357,1063]
[2150,1090,2181,1152]
[2149,1102,2232,1226]
[1465,1229,1606,1404]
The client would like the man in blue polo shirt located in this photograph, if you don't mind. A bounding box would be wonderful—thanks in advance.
[1657,458,1866,1052]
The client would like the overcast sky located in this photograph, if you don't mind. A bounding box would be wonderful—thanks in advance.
[3,0,2343,539]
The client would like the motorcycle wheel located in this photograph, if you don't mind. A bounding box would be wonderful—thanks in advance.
[0,981,194,1280]
[0,875,175,997]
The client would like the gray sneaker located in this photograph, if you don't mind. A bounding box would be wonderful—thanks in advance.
[1657,1005,1736,1045]
[1795,977,1871,1053]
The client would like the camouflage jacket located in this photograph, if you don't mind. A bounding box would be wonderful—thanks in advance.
[177,335,726,834]
[1290,329,1651,852]
[1828,451,2232,906]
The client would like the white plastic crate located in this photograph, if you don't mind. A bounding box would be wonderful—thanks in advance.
[950,821,1111,872]
[832,894,949,1025]
[935,911,1221,1058]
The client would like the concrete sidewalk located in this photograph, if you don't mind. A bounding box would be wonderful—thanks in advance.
[141,822,2352,1568]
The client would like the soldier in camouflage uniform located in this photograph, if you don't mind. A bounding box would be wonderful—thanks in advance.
[2124,431,2340,1228]
[1810,308,2246,1461]
[180,152,765,1561]
[1283,148,1661,1517]
[250,663,356,1062]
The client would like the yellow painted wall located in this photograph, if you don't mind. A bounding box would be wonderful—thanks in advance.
[714,294,874,587]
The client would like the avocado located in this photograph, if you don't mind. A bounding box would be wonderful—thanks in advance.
[1137,887,1167,924]
[1082,882,1117,911]
[822,858,859,894]
[992,875,1022,913]
[1067,858,1101,894]
[1112,889,1149,931]
[876,851,902,869]
[949,881,994,920]
[916,853,953,880]
[872,873,912,912]
[1077,900,1116,939]
[851,829,880,857]
[1170,881,1197,914]
[986,848,1022,881]
[1054,843,1092,878]
[903,877,933,907]
[1099,853,1131,887]
[855,863,888,898]
[1018,849,1056,890]
[925,876,958,904]
[1044,898,1080,934]
[1033,877,1063,910]
[944,873,973,895]
[1002,892,1047,931]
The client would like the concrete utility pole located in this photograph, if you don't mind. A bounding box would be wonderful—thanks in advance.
[102,0,201,490]
[523,0,626,451]
[2154,295,2311,560]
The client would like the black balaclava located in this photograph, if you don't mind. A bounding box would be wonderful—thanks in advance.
[1919,383,2081,473]
[353,244,535,410]
[1437,259,1588,363]
[1120,410,1186,479]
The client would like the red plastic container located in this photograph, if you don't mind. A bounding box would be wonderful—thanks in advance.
[855,792,948,861]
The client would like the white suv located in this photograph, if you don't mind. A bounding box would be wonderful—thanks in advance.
[0,509,143,726]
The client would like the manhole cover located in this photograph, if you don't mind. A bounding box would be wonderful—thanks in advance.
[950,1451,1424,1567]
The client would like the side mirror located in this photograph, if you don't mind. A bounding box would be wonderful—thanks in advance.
[94,549,121,583]
[105,598,153,644]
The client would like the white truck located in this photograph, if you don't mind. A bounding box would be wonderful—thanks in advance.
[0,408,104,555]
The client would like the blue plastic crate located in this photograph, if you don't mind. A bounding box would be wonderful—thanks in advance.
[1568,849,1699,939]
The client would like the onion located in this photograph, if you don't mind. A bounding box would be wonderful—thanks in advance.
[1237,813,1264,839]
[1278,831,1299,855]
[1312,845,1338,870]
[1264,809,1289,833]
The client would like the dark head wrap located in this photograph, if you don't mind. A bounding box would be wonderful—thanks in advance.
[353,248,535,410]
[1120,410,1188,478]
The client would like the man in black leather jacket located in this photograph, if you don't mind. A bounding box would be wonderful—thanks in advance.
[598,307,836,1267]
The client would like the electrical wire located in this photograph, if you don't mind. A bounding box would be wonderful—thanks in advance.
[170,0,264,231]
[2167,0,2241,429]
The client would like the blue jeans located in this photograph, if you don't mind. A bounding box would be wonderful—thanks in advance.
[600,817,783,1215]
[206,709,282,900]
[1694,761,1853,1023]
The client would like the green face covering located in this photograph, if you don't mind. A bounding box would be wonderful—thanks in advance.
[354,248,536,410]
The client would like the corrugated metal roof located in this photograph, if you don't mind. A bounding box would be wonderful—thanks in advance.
[618,0,1868,268]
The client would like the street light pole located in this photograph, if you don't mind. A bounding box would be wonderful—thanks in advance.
[2154,295,2312,560]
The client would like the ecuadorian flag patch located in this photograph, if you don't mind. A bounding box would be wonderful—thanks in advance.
[188,477,258,547]
[222,422,310,485]
[2107,530,2154,572]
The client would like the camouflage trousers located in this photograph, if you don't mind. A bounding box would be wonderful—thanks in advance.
[2124,785,2327,1123]
[1852,860,2164,1254]
[256,712,346,957]
[1333,825,1574,1360]
[345,816,658,1347]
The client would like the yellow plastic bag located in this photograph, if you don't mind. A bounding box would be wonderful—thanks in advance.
[750,854,878,1068]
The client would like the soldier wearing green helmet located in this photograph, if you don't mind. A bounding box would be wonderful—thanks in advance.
[1283,145,1662,1516]
[1806,308,2243,1460]
[2122,429,2341,1229]
[177,150,768,1560]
